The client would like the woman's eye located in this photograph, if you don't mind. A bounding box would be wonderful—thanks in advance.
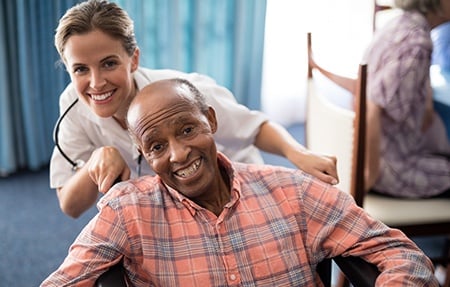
[73,66,88,74]
[103,60,117,69]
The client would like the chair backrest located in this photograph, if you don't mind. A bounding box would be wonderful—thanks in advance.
[306,32,367,206]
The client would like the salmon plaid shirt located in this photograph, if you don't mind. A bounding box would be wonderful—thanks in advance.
[41,153,437,287]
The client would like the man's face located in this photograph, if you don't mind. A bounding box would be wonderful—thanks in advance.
[128,82,219,199]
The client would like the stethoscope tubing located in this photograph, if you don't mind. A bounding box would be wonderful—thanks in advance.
[52,97,143,176]
[53,98,79,170]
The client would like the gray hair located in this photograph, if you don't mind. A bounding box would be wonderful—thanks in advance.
[394,0,441,13]
[171,78,210,114]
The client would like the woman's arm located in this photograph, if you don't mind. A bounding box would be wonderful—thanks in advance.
[254,121,339,184]
[56,146,131,218]
[184,73,339,184]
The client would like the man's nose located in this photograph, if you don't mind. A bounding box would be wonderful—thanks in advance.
[169,140,190,163]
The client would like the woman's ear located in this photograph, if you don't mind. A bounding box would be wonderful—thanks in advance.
[207,107,218,133]
[131,47,140,72]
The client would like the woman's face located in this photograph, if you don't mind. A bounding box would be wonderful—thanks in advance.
[63,29,139,118]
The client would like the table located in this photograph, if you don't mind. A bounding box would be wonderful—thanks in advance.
[430,65,450,138]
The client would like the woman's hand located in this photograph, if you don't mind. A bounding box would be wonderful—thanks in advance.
[288,149,339,185]
[254,121,339,185]
[87,146,131,193]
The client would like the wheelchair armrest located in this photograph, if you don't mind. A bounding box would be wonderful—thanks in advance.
[95,256,380,287]
[334,255,380,287]
[95,263,128,287]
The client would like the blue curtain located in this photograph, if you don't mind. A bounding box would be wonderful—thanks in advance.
[115,0,267,107]
[0,0,266,176]
[0,0,77,176]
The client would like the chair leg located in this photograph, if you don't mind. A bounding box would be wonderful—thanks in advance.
[442,237,450,287]
[443,264,450,287]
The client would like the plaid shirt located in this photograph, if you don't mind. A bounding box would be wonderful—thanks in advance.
[41,153,437,286]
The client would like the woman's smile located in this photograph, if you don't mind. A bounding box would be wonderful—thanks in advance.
[88,90,115,104]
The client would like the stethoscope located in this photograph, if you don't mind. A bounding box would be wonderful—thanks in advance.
[53,98,143,176]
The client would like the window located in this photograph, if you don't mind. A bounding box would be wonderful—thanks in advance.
[261,0,373,126]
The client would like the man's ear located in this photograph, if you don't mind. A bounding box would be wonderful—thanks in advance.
[207,107,218,133]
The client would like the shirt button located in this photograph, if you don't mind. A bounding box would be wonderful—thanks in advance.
[229,274,237,281]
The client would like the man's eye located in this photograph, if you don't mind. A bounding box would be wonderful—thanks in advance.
[183,127,193,135]
[151,143,163,152]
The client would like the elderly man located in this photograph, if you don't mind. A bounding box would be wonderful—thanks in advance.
[42,78,438,286]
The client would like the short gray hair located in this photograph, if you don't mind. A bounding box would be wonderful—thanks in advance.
[394,0,441,13]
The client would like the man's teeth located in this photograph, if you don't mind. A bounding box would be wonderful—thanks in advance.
[91,91,113,101]
[176,159,201,178]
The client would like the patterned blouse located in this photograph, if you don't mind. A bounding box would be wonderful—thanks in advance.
[363,11,450,197]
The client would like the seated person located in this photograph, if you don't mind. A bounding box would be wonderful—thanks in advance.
[41,78,439,286]
[363,0,450,197]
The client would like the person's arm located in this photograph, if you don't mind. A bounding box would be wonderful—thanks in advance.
[56,146,131,218]
[303,180,438,286]
[186,73,339,184]
[40,197,126,287]
[422,80,434,133]
[254,121,339,185]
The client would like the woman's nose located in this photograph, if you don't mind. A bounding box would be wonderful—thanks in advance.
[90,70,106,90]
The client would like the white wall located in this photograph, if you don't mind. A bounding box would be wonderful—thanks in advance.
[261,0,374,126]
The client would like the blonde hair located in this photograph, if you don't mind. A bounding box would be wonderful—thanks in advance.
[54,0,137,62]
[394,0,441,14]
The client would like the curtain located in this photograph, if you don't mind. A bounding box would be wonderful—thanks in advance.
[0,0,77,176]
[115,0,266,108]
[0,0,267,176]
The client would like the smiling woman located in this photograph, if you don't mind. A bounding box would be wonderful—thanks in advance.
[49,0,339,220]
[0,0,266,176]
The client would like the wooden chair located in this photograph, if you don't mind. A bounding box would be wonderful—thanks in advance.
[306,32,367,206]
[306,31,450,287]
